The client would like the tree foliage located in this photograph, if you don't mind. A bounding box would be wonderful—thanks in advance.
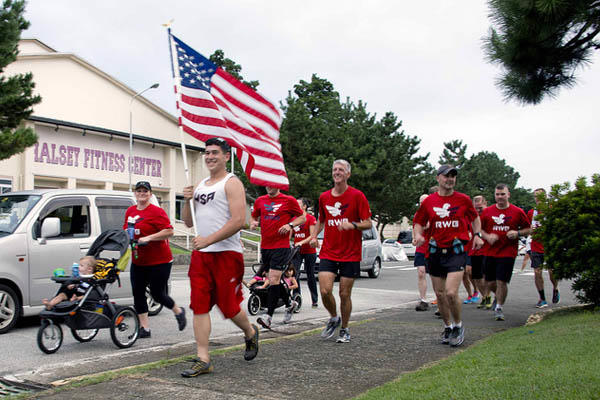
[484,0,600,104]
[537,174,600,305]
[0,0,41,160]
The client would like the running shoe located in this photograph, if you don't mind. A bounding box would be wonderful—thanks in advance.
[536,300,548,308]
[463,296,473,304]
[477,296,489,309]
[321,316,341,339]
[486,297,496,310]
[449,325,465,347]
[257,315,272,330]
[552,290,560,304]
[471,293,480,302]
[431,299,438,305]
[181,358,213,377]
[415,301,429,311]
[312,303,318,308]
[244,324,259,361]
[283,301,298,324]
[336,328,351,343]
[494,308,505,321]
[175,308,187,331]
[138,327,151,338]
[441,327,452,344]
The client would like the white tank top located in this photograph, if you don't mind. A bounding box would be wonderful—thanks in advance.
[193,173,243,253]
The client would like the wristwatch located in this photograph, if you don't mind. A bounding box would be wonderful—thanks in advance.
[288,223,294,229]
[475,232,483,238]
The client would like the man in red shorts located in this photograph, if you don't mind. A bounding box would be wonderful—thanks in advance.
[413,165,483,347]
[251,186,305,328]
[309,159,372,343]
[180,137,259,377]
[480,183,531,321]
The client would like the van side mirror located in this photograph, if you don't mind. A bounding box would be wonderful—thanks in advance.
[41,217,61,239]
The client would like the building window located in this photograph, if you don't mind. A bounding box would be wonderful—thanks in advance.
[0,179,11,194]
[175,195,185,221]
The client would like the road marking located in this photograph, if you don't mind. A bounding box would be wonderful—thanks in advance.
[383,266,416,271]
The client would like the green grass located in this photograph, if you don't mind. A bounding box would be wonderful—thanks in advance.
[170,245,190,255]
[355,308,600,400]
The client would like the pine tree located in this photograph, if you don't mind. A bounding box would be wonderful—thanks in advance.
[0,0,41,160]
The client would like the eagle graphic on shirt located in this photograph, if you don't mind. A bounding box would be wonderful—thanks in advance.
[326,202,349,217]
[433,203,451,218]
[492,214,505,225]
[264,202,282,213]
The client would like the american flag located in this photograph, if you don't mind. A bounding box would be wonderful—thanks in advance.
[169,33,289,190]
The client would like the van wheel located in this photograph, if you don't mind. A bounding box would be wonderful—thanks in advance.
[0,284,20,334]
[368,258,381,279]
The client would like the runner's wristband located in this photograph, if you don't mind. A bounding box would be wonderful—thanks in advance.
[351,222,358,230]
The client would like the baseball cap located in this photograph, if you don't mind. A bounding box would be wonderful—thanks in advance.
[437,165,458,176]
[135,181,152,191]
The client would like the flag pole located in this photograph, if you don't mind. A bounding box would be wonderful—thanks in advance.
[167,26,198,236]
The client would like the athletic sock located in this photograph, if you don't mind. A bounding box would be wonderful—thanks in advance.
[538,289,546,301]
[455,321,462,328]
[267,285,279,315]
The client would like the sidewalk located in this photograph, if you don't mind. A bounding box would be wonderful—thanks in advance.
[30,299,541,400]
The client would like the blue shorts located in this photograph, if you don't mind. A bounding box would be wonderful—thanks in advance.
[414,252,427,267]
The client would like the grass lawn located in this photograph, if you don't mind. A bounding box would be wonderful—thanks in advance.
[356,308,600,400]
[170,245,190,255]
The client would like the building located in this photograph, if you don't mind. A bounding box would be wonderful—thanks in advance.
[1,39,209,231]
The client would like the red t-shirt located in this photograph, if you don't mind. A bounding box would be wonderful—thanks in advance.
[528,208,544,253]
[123,204,173,266]
[318,186,371,262]
[481,204,530,258]
[413,191,478,248]
[293,213,317,254]
[252,193,303,249]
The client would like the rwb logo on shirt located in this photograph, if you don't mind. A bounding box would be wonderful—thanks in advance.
[492,214,505,224]
[264,202,282,213]
[492,214,512,232]
[328,218,349,227]
[326,202,348,217]
[435,220,459,228]
[196,191,216,205]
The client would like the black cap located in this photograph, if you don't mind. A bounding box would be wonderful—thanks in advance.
[437,165,457,176]
[135,181,152,191]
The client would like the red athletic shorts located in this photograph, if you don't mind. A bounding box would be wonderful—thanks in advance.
[188,250,245,319]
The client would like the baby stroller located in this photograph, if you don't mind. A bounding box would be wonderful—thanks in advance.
[37,230,139,354]
[247,246,302,316]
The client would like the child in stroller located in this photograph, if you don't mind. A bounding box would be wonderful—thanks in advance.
[37,230,140,354]
[42,256,96,310]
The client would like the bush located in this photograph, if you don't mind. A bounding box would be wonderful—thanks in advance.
[537,174,600,305]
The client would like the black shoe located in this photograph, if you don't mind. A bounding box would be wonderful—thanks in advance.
[415,301,429,311]
[244,324,259,361]
[181,358,213,377]
[552,290,560,304]
[449,325,465,347]
[175,308,187,331]
[312,303,318,308]
[441,327,452,344]
[139,327,151,338]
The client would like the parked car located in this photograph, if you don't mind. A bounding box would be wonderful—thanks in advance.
[397,230,416,258]
[0,189,163,334]
[299,224,383,278]
[381,239,408,261]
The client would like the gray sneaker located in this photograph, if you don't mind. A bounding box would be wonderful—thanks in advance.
[415,301,429,311]
[283,301,298,324]
[336,328,351,343]
[494,308,505,321]
[257,315,272,329]
[449,325,465,347]
[321,316,341,339]
[441,327,452,344]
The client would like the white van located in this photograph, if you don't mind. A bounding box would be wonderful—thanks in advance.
[0,189,139,334]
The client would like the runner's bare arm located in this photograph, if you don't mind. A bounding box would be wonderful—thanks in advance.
[413,223,426,247]
[339,218,372,231]
[181,184,195,228]
[309,220,324,248]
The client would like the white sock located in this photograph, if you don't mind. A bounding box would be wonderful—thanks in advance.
[445,324,452,329]
[455,321,462,328]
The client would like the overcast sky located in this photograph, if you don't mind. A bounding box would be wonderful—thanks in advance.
[22,0,599,191]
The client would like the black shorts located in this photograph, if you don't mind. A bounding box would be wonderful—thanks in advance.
[470,255,485,280]
[484,257,516,283]
[530,252,545,269]
[414,252,427,267]
[428,251,466,278]
[261,247,291,271]
[466,255,472,267]
[319,258,360,279]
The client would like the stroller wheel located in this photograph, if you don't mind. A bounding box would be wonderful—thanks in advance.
[110,306,139,349]
[37,319,63,354]
[146,287,164,316]
[247,294,261,316]
[71,328,99,342]
[292,293,302,313]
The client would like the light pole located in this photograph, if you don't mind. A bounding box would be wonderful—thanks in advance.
[129,83,159,191]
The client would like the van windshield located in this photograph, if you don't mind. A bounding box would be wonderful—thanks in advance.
[0,195,41,236]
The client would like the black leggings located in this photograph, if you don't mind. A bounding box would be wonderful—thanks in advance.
[130,262,174,314]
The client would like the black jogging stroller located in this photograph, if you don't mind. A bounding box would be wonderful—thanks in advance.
[37,230,139,354]
[247,246,302,316]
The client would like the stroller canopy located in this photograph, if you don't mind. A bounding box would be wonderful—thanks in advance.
[86,229,129,259]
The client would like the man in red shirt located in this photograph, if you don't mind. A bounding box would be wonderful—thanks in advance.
[413,165,483,347]
[309,159,372,343]
[251,187,305,328]
[413,194,431,311]
[292,198,319,307]
[468,195,487,308]
[528,188,559,308]
[480,184,531,321]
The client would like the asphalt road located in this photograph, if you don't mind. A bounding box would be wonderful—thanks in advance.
[0,256,574,386]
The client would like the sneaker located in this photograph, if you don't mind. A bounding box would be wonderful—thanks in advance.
[486,297,495,310]
[477,296,489,309]
[336,328,351,343]
[138,327,151,338]
[434,310,441,317]
[449,325,465,347]
[312,303,318,308]
[463,296,473,304]
[321,316,341,339]
[441,327,452,344]
[552,290,560,304]
[415,300,429,311]
[283,301,297,324]
[494,308,505,321]
[244,324,259,361]
[181,358,213,377]
[257,315,272,330]
[431,299,438,305]
[536,300,548,308]
[471,293,480,302]
[175,308,187,331]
